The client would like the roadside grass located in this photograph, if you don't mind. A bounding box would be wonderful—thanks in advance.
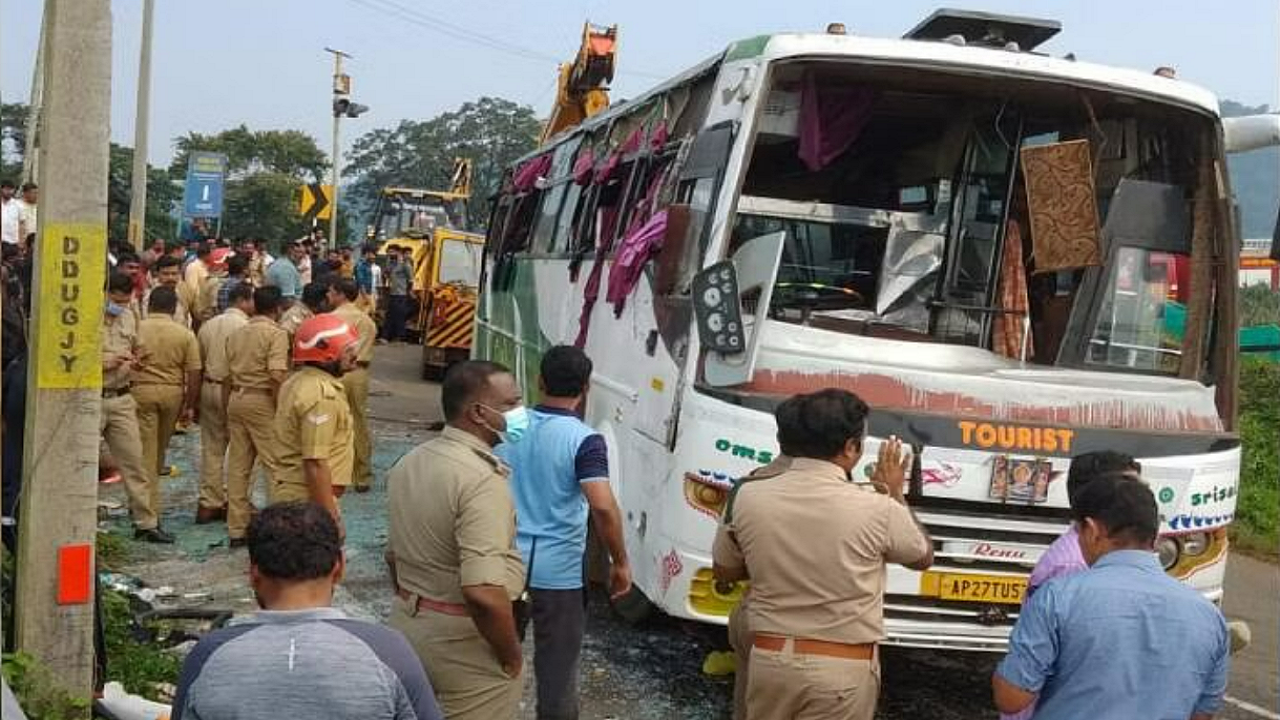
[1231,357,1279,559]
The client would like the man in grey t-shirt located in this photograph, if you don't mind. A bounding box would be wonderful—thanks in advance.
[173,502,442,720]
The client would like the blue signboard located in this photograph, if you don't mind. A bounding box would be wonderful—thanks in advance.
[182,151,228,218]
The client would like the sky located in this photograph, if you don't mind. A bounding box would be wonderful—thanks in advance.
[2,0,1277,168]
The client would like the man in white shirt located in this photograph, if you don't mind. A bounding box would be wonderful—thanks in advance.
[0,181,19,246]
[16,183,37,245]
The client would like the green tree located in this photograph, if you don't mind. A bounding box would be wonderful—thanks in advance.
[346,97,541,230]
[107,143,183,244]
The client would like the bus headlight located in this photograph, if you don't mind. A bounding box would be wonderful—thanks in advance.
[683,472,732,518]
[1181,532,1210,557]
[1155,537,1180,570]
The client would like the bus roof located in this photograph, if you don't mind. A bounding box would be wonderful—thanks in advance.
[747,32,1221,116]
[532,27,1221,156]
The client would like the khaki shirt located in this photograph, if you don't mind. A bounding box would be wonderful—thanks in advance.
[138,283,196,329]
[278,304,314,341]
[247,254,268,287]
[102,310,140,390]
[197,307,250,382]
[136,315,201,386]
[713,457,930,645]
[273,366,354,489]
[184,260,209,300]
[195,273,226,323]
[388,426,525,606]
[226,317,290,390]
[331,302,377,363]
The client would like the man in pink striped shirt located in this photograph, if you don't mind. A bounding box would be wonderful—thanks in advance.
[1000,451,1140,720]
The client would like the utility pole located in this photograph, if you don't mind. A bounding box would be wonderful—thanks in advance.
[22,10,49,183]
[15,0,111,704]
[325,47,350,250]
[127,0,156,250]
[325,47,368,249]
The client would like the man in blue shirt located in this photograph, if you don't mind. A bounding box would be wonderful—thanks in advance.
[993,475,1229,720]
[497,345,631,720]
[265,240,306,301]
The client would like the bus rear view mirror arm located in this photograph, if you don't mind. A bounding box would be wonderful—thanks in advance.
[697,231,787,387]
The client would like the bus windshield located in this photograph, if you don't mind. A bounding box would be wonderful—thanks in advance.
[734,60,1220,377]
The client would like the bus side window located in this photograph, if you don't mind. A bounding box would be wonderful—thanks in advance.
[550,183,584,254]
[531,183,568,253]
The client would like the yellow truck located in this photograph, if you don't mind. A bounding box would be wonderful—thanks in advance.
[367,160,485,378]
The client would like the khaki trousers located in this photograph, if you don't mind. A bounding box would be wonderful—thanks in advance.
[133,384,183,525]
[198,382,229,510]
[342,366,372,489]
[226,390,277,539]
[745,642,879,720]
[101,394,153,529]
[389,596,521,720]
[728,595,753,720]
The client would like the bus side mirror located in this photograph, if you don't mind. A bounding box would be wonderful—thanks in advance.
[693,261,746,354]
[699,231,786,387]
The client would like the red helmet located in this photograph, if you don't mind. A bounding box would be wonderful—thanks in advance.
[294,314,358,364]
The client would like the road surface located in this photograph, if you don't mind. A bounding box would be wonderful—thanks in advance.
[111,343,1279,719]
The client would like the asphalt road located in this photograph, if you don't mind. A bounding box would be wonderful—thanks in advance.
[112,343,1278,719]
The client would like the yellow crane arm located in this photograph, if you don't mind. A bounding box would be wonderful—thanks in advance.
[540,22,617,145]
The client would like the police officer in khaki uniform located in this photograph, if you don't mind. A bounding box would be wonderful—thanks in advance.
[223,286,290,546]
[102,273,164,542]
[271,313,358,517]
[193,282,253,524]
[326,277,377,492]
[194,247,233,325]
[721,454,792,720]
[278,282,328,344]
[713,389,933,720]
[140,255,196,329]
[387,360,526,720]
[134,286,202,542]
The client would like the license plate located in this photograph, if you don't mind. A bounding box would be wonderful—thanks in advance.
[925,572,1027,605]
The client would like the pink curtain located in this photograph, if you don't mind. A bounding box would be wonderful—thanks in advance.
[797,72,877,172]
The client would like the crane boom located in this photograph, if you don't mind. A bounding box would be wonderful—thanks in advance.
[541,22,617,145]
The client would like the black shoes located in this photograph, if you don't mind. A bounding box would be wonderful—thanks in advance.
[228,537,248,549]
[134,526,176,544]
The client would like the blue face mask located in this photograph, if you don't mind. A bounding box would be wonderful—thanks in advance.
[105,301,126,317]
[482,403,531,444]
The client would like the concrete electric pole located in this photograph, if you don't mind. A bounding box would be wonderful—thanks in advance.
[21,10,48,184]
[324,47,368,249]
[127,0,156,250]
[14,0,111,701]
[325,47,350,250]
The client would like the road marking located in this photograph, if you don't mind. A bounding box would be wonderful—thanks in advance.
[1225,695,1280,720]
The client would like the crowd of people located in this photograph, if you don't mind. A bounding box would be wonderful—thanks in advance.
[0,206,1245,719]
[184,355,1236,720]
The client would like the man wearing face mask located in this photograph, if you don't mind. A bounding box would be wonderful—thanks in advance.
[496,345,630,720]
[713,388,932,720]
[386,360,527,720]
[271,314,359,526]
[101,273,160,541]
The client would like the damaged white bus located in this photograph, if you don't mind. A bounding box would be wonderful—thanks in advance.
[476,9,1243,651]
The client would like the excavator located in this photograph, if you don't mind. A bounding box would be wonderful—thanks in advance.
[541,22,618,145]
[366,158,485,378]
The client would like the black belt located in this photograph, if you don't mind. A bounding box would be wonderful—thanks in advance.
[102,386,132,399]
[204,377,225,385]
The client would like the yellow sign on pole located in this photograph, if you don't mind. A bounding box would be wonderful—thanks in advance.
[299,183,333,221]
[36,223,106,389]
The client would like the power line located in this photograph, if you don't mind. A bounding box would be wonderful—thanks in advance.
[344,0,666,81]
